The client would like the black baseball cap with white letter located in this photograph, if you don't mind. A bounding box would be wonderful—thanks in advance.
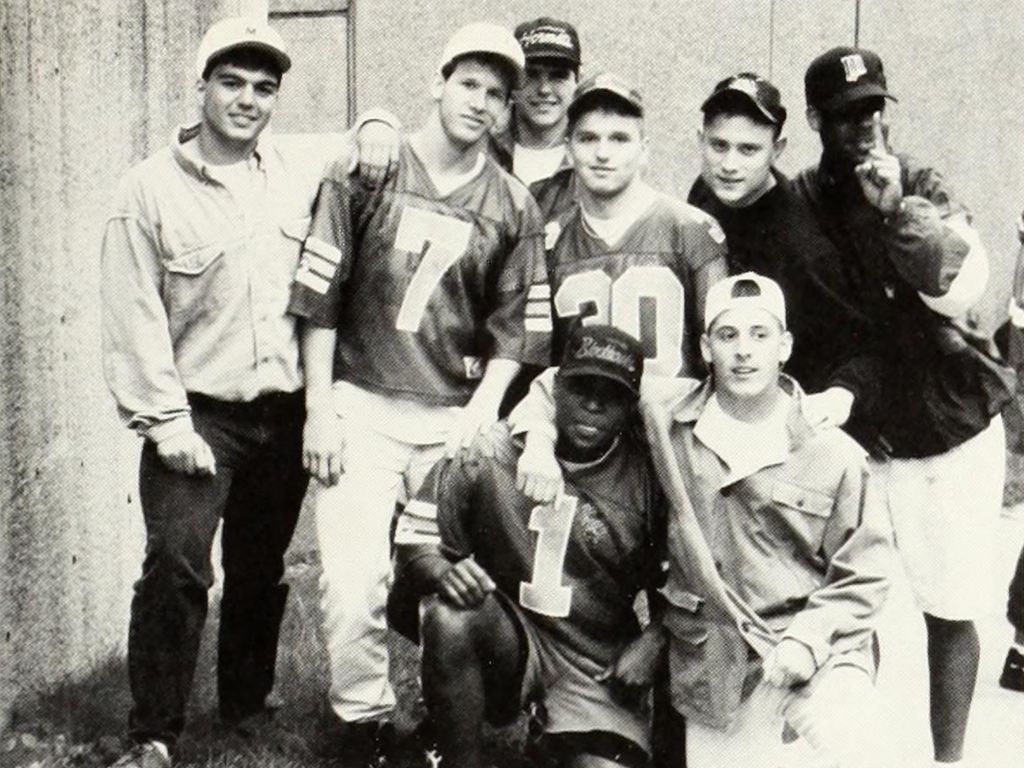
[805,46,897,112]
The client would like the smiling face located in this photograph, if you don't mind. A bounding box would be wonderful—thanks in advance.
[515,59,577,132]
[199,60,280,158]
[568,106,647,199]
[436,56,512,149]
[554,373,634,461]
[700,112,784,208]
[701,306,792,418]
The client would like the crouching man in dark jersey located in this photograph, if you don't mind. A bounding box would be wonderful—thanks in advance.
[390,325,667,768]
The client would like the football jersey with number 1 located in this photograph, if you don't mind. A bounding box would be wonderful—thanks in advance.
[543,192,729,377]
[288,140,552,407]
[394,423,666,666]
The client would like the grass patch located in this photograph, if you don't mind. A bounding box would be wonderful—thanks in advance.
[1,550,531,768]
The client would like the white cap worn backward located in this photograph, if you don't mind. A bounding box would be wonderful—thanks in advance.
[437,22,525,86]
[196,16,291,80]
[704,272,787,330]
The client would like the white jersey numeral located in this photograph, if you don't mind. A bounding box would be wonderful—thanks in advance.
[519,495,578,618]
[393,206,473,332]
[554,264,685,376]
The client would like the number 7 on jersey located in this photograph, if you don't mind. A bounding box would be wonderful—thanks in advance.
[393,206,473,332]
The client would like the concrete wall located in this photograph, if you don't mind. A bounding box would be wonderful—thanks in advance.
[0,0,264,730]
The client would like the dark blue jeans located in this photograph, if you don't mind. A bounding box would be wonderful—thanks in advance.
[127,391,308,747]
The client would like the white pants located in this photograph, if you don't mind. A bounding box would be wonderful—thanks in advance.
[314,384,456,722]
[873,415,1005,620]
[686,664,899,768]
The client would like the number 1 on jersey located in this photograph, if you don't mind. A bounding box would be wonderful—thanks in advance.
[520,495,577,618]
[394,206,473,332]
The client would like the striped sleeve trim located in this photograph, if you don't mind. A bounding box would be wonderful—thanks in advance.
[394,499,440,546]
[294,266,330,295]
[525,283,553,332]
[303,235,342,265]
[303,250,339,280]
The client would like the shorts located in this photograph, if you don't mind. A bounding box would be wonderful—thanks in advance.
[873,415,1005,620]
[497,595,650,766]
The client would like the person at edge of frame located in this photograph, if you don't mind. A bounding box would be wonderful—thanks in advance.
[792,45,1013,767]
[993,208,1024,695]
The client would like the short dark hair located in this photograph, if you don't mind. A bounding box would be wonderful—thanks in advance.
[702,92,782,138]
[441,53,517,100]
[567,93,643,134]
[203,47,284,83]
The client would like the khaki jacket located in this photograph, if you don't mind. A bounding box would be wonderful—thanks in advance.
[642,375,892,729]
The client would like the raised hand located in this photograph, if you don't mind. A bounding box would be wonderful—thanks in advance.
[854,112,902,216]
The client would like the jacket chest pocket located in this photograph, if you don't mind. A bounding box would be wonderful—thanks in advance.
[767,479,834,553]
[163,243,233,326]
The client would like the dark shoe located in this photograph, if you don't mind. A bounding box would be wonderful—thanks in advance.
[999,647,1024,691]
[342,721,395,768]
[107,741,172,768]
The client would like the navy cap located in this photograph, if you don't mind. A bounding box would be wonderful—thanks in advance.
[567,72,643,124]
[559,325,644,397]
[514,17,581,67]
[805,46,897,112]
[702,72,787,128]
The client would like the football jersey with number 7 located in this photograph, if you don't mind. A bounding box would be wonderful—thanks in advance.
[288,140,552,406]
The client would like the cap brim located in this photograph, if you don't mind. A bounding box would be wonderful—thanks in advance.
[817,83,896,112]
[568,88,643,123]
[207,41,292,75]
[560,365,640,397]
[523,51,580,67]
[701,89,780,125]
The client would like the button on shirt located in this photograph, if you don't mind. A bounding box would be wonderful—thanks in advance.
[101,125,327,441]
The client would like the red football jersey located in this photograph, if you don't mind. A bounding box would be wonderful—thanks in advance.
[395,423,666,666]
[288,141,552,406]
[546,193,728,377]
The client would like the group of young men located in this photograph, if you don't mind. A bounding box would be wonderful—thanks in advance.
[100,11,1015,768]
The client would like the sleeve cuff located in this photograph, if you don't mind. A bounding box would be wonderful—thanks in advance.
[144,415,195,444]
[1010,298,1024,329]
[781,614,833,670]
[353,107,401,132]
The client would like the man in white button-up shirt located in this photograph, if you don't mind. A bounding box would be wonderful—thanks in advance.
[101,18,319,768]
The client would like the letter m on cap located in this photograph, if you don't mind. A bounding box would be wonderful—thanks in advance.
[841,54,867,82]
